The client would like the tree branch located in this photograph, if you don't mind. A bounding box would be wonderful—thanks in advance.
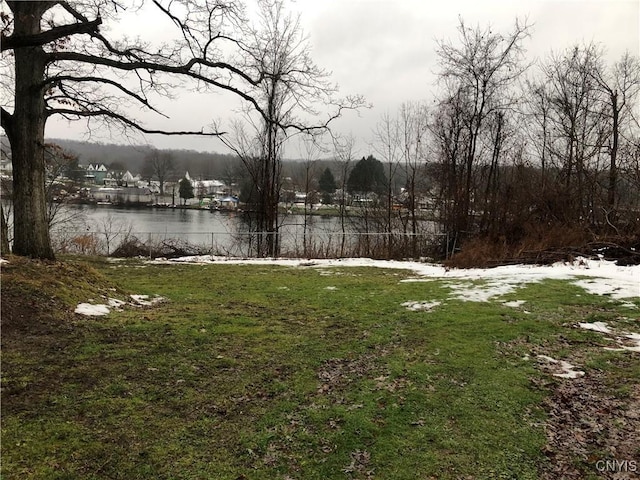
[1,106,13,137]
[46,107,227,136]
[1,17,101,52]
[46,51,265,114]
[42,75,167,117]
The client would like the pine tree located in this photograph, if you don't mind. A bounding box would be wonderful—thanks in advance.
[318,167,337,204]
[179,178,194,205]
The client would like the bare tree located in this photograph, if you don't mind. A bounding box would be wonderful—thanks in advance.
[372,111,402,257]
[591,52,640,212]
[43,143,85,231]
[397,101,429,255]
[216,0,365,256]
[144,148,175,196]
[537,44,609,223]
[434,17,531,240]
[332,134,356,257]
[96,212,133,256]
[0,0,282,259]
[295,135,322,255]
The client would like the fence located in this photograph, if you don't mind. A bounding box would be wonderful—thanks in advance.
[52,228,451,260]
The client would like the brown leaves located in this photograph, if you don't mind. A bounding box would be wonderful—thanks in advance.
[540,374,640,480]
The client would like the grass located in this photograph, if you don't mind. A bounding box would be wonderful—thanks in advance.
[2,256,639,479]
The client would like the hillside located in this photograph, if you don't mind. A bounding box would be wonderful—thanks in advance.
[49,138,241,179]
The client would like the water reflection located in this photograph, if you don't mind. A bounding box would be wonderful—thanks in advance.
[33,204,442,258]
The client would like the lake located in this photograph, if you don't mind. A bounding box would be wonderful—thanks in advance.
[6,203,442,257]
[49,204,365,256]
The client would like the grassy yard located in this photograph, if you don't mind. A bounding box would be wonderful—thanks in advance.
[2,256,639,479]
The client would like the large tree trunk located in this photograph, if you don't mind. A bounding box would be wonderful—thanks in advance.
[0,204,10,256]
[6,2,55,260]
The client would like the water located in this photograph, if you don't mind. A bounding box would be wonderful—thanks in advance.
[51,204,352,256]
[5,203,442,257]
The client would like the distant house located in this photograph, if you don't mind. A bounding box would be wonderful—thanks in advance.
[185,172,228,197]
[218,195,239,210]
[121,170,141,187]
[85,163,108,184]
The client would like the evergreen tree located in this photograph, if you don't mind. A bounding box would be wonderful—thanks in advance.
[318,167,337,204]
[346,156,387,195]
[179,178,194,205]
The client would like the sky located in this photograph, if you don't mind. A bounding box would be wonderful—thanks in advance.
[43,0,640,157]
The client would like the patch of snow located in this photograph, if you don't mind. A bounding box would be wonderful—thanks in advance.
[148,256,639,300]
[617,333,640,353]
[75,303,110,316]
[75,294,166,316]
[503,300,526,308]
[573,279,636,300]
[537,354,558,364]
[578,321,612,334]
[554,361,586,379]
[108,298,126,308]
[536,354,585,379]
[401,300,441,312]
[577,322,640,353]
[130,294,166,306]
[619,301,638,309]
[448,280,519,302]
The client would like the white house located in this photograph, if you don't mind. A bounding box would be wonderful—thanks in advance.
[185,172,228,197]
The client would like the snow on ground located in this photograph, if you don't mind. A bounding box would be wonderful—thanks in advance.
[536,355,585,379]
[130,294,166,306]
[150,256,639,301]
[578,322,640,353]
[401,301,441,312]
[74,303,111,316]
[75,295,166,317]
[578,321,612,334]
[503,300,527,308]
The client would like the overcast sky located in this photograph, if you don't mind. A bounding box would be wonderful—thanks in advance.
[44,0,640,158]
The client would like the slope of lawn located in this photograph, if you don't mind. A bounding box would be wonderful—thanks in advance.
[2,256,638,479]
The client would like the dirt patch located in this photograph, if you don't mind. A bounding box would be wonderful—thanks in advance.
[540,370,640,479]
[316,354,382,395]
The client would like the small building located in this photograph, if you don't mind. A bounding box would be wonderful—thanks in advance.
[217,195,239,210]
[121,170,142,187]
[85,163,108,184]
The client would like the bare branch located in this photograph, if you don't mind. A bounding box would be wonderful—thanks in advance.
[1,9,101,52]
[42,74,167,116]
[46,107,226,136]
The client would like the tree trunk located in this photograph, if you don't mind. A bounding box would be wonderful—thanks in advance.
[608,91,619,208]
[7,2,55,259]
[1,204,10,256]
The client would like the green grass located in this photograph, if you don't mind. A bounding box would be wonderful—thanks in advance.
[2,257,638,479]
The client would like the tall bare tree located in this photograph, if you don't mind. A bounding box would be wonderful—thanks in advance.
[0,0,272,259]
[217,0,365,256]
[332,134,357,257]
[373,111,401,257]
[144,148,175,196]
[397,102,429,249]
[537,44,608,223]
[433,17,531,240]
[591,52,640,212]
